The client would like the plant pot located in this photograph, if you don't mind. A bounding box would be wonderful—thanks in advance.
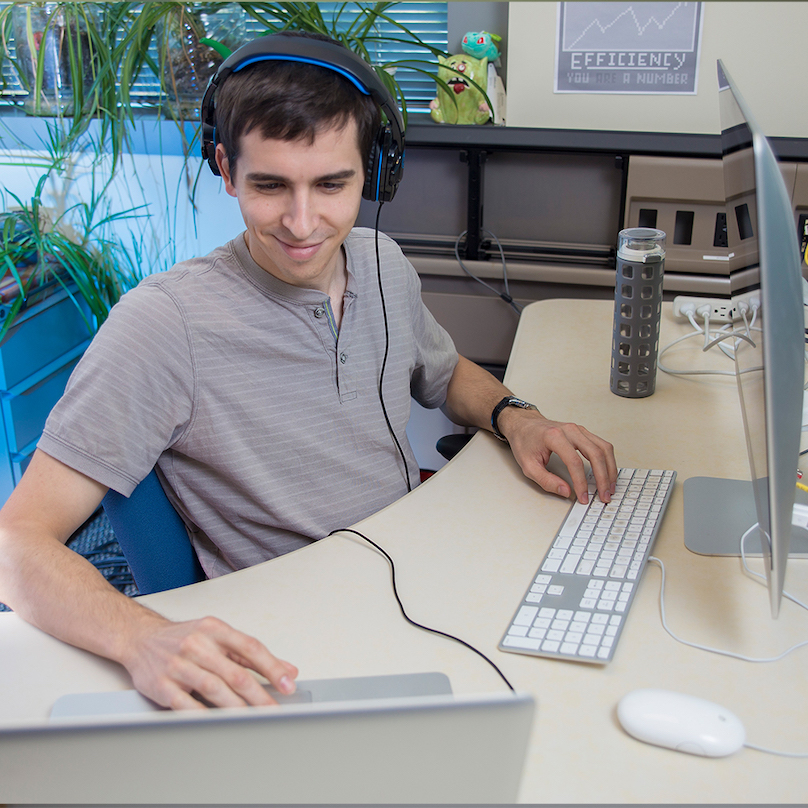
[155,5,247,119]
[11,3,97,117]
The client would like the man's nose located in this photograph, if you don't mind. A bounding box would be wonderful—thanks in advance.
[281,191,317,238]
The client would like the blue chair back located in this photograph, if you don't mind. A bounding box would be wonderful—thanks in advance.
[102,469,206,595]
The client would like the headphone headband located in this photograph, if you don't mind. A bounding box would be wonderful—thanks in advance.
[200,34,405,202]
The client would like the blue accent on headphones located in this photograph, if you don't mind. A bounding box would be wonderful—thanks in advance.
[233,54,372,96]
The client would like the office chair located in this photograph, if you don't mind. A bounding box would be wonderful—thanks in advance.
[102,469,206,595]
[436,433,473,461]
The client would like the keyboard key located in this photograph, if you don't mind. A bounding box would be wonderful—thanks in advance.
[514,606,538,626]
[508,625,529,637]
[503,636,542,650]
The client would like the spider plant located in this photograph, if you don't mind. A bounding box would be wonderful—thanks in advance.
[234,2,449,123]
[118,3,247,122]
[117,2,449,128]
[0,149,147,341]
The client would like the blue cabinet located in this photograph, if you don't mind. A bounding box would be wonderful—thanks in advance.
[0,288,92,504]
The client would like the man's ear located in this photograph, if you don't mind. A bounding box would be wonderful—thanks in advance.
[216,143,237,197]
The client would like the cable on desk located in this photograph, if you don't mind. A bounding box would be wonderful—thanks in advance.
[647,542,808,663]
[330,527,515,692]
[647,539,808,757]
[658,326,762,378]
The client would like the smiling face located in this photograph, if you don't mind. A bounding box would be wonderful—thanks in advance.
[216,121,365,295]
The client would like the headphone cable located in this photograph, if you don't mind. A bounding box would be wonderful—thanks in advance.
[374,201,413,493]
[330,526,515,692]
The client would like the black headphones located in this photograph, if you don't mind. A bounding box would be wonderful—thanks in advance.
[200,34,405,203]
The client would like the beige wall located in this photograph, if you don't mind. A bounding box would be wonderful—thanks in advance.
[506,1,808,137]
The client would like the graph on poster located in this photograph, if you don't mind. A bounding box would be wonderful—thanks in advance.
[555,2,703,94]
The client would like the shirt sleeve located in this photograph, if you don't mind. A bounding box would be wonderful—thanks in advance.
[38,280,195,496]
[400,250,459,409]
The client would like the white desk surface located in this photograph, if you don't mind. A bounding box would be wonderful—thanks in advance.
[2,298,807,804]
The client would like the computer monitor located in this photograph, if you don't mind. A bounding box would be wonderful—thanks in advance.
[718,59,805,617]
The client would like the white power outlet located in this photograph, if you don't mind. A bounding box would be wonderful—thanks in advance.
[672,296,735,323]
[673,292,761,323]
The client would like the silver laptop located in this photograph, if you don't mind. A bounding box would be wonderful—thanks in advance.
[0,672,535,803]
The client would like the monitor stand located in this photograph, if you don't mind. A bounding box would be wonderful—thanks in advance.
[683,477,808,557]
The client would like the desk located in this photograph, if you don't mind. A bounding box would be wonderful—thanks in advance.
[1,299,806,803]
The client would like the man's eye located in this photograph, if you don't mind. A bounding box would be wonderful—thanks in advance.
[320,182,345,191]
[254,183,282,192]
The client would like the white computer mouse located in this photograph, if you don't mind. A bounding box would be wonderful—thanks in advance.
[617,688,746,757]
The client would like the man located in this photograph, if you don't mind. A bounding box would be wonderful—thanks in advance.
[0,34,616,711]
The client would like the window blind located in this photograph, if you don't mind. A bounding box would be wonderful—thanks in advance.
[0,2,447,115]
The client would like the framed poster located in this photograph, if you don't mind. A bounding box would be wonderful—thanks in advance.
[555,2,703,94]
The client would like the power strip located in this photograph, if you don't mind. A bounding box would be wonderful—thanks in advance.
[673,292,761,323]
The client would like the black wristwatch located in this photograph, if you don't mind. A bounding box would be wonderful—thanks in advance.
[491,396,538,442]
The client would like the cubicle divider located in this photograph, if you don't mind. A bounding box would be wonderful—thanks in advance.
[358,122,808,366]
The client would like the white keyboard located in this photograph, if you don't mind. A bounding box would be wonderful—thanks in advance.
[499,468,676,664]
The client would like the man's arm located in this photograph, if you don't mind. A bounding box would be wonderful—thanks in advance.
[443,355,618,504]
[0,450,297,709]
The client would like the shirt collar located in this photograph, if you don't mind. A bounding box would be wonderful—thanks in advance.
[232,231,358,304]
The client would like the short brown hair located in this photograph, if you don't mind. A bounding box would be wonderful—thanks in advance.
[214,33,381,179]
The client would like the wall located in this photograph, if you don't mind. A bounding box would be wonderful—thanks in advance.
[506,1,808,137]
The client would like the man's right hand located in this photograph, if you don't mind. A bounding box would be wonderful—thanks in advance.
[122,614,298,709]
[0,450,297,710]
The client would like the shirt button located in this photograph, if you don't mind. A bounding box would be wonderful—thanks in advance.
[314,307,325,318]
[339,352,348,364]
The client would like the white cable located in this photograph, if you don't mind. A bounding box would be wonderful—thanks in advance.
[700,308,712,350]
[658,325,762,378]
[647,555,808,663]
[703,328,756,354]
[647,536,808,757]
[743,741,808,758]
[658,329,739,377]
[739,523,808,611]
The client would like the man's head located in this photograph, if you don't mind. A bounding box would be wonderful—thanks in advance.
[212,33,381,184]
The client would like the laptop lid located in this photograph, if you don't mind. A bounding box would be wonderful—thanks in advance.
[0,689,535,803]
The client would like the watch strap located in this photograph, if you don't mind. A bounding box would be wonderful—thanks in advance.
[491,396,538,442]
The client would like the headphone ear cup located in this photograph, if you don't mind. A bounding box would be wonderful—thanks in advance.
[363,124,402,203]
[201,122,221,176]
[363,127,384,202]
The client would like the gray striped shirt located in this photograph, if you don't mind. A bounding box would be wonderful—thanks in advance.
[40,229,458,576]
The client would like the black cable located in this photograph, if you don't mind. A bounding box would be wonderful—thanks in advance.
[330,526,515,692]
[453,229,523,314]
[374,201,413,493]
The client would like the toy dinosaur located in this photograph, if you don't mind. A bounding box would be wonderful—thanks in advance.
[429,53,490,126]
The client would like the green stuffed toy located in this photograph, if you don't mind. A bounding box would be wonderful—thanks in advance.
[429,53,490,125]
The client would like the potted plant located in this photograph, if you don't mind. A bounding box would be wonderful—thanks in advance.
[0,152,146,341]
[118,2,248,121]
[0,1,138,170]
[117,2,448,126]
